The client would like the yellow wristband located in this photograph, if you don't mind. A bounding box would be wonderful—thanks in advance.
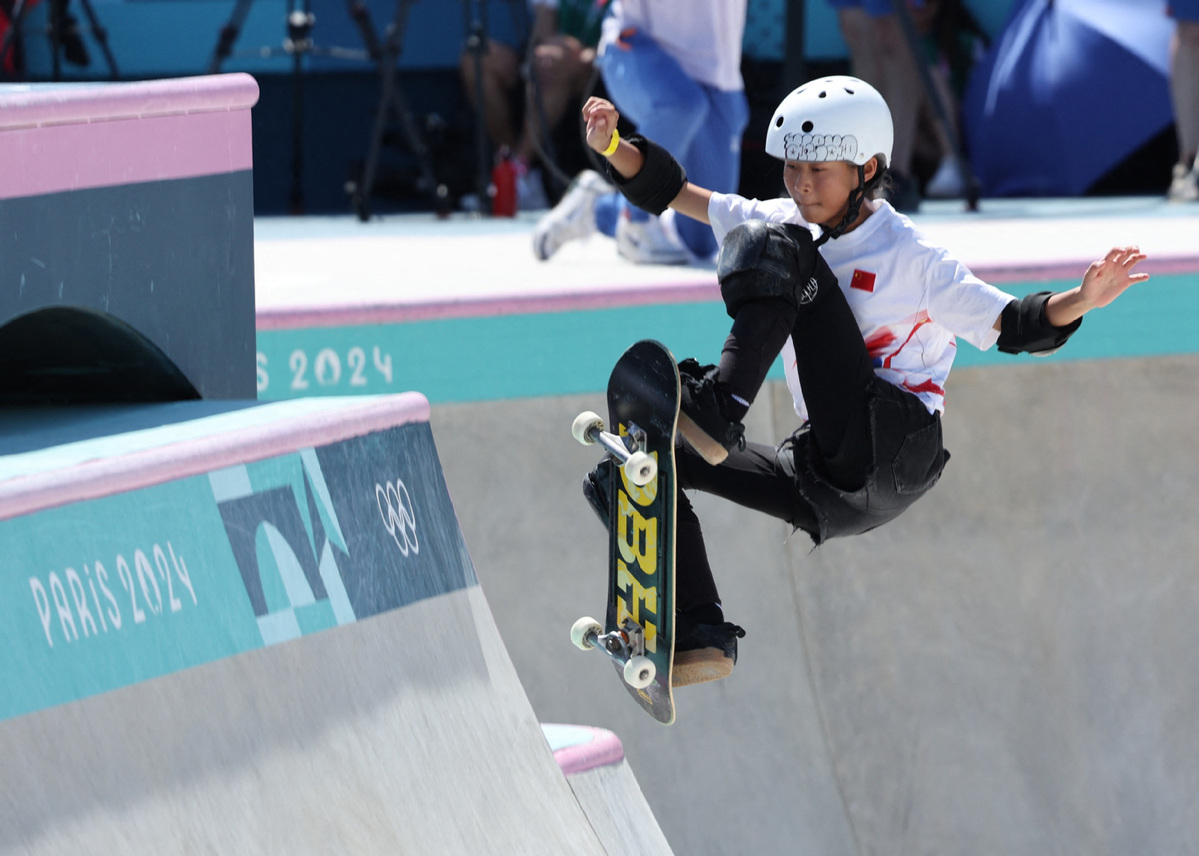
[601,129,620,157]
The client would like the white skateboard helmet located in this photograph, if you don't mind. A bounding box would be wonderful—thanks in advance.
[765,76,893,168]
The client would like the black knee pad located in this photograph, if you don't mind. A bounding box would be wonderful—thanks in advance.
[717,221,831,318]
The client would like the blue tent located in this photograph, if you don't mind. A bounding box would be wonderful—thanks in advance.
[962,0,1175,197]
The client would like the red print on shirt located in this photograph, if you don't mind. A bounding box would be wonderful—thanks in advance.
[864,328,897,361]
[850,269,876,292]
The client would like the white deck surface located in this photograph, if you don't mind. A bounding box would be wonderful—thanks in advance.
[252,197,1199,318]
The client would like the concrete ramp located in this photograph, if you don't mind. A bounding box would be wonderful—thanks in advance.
[787,355,1199,856]
[0,396,671,854]
[434,353,1199,856]
[546,724,674,856]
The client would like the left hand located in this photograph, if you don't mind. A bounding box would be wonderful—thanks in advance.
[581,96,620,154]
[1078,245,1150,310]
[1044,246,1150,327]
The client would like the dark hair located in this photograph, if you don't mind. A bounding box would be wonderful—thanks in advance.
[865,154,889,201]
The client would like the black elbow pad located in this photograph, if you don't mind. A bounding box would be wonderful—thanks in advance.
[605,134,686,215]
[997,291,1082,356]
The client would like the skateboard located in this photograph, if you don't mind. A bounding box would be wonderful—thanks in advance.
[570,339,679,725]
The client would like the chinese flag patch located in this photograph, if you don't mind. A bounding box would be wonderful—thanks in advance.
[850,269,876,293]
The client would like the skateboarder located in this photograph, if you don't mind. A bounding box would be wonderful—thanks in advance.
[581,76,1149,684]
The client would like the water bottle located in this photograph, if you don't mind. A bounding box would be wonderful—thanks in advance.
[490,147,517,217]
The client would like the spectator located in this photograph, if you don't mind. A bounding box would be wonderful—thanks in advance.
[460,0,606,211]
[827,0,922,210]
[533,0,748,264]
[1168,0,1199,201]
[908,0,983,199]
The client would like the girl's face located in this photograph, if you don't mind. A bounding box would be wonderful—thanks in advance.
[783,157,878,231]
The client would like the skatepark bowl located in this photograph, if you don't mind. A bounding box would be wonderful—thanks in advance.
[4,74,1199,856]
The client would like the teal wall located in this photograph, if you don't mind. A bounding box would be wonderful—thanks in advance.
[256,272,1198,405]
[0,422,474,722]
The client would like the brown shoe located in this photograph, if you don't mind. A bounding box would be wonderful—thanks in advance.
[673,617,745,687]
[674,649,736,687]
[676,358,746,466]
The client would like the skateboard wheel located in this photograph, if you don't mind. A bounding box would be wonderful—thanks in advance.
[572,411,604,446]
[623,655,656,689]
[624,451,657,487]
[570,616,603,651]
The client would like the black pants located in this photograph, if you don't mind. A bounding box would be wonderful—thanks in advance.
[673,439,811,612]
[672,267,944,613]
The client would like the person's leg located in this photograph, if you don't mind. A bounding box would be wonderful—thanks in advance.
[675,441,819,617]
[598,30,714,259]
[785,270,876,487]
[681,222,876,476]
[1171,20,1199,168]
[836,6,882,83]
[864,2,922,149]
[837,2,923,209]
[674,226,876,613]
[668,86,751,259]
[1168,14,1199,200]
[460,39,521,152]
[593,192,621,238]
[671,440,790,686]
[869,14,922,205]
[718,272,875,486]
[599,31,708,165]
[519,35,594,165]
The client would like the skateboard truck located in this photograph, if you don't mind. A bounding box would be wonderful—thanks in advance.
[571,410,657,487]
[570,616,656,689]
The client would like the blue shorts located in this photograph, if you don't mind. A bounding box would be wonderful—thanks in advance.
[1169,0,1199,22]
[824,0,913,17]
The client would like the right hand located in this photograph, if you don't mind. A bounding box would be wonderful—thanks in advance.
[582,97,620,155]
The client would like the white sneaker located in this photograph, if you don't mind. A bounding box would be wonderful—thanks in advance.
[615,215,688,265]
[532,170,613,260]
[1167,160,1198,202]
[925,155,966,199]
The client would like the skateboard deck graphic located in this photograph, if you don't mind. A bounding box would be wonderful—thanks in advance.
[571,340,680,725]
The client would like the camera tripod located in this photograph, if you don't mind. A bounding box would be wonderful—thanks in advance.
[0,0,119,80]
[344,0,440,220]
[207,0,437,217]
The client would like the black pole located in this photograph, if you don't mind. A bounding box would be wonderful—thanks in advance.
[74,0,118,78]
[48,0,61,80]
[0,0,29,74]
[207,0,255,74]
[782,0,807,94]
[285,0,314,214]
[464,0,490,210]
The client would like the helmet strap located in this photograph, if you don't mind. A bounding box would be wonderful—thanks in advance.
[814,163,867,247]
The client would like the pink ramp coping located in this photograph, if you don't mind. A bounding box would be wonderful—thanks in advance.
[0,393,430,521]
[541,723,626,776]
[0,73,258,200]
[256,281,722,329]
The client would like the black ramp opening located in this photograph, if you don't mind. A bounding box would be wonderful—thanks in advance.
[0,306,200,404]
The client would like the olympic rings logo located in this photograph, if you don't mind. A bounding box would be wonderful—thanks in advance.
[376,477,419,556]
